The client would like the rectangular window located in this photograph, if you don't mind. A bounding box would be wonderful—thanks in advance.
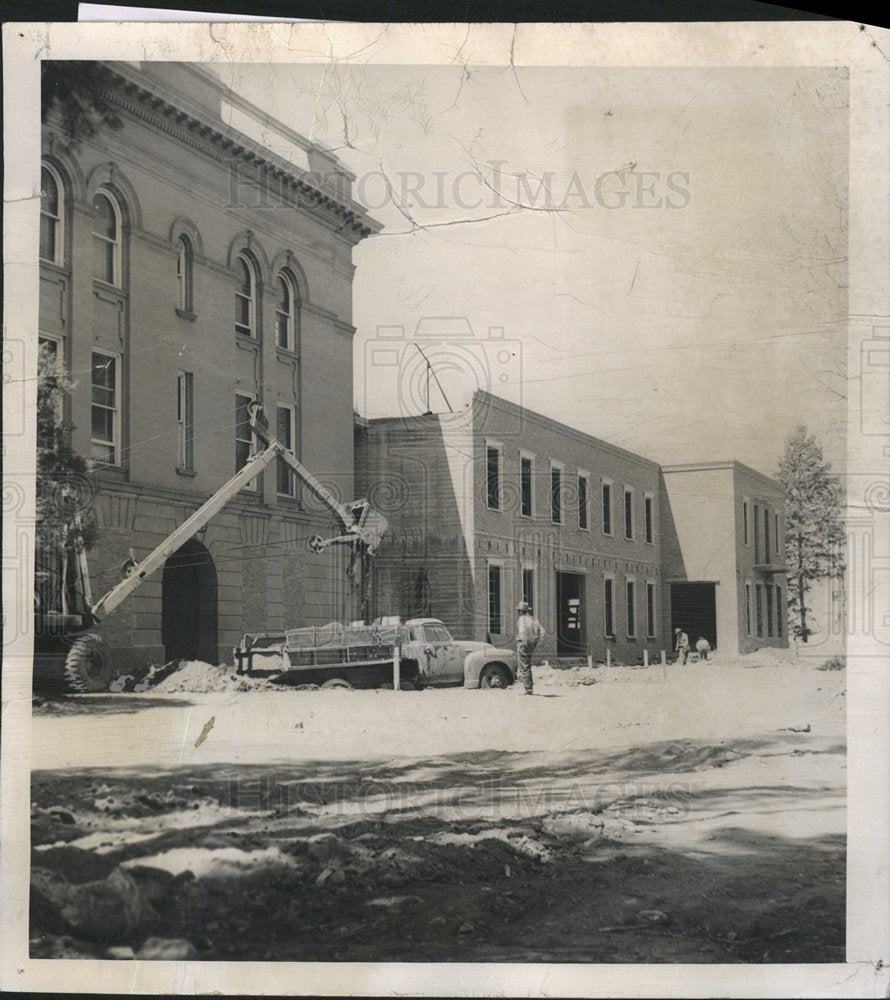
[176,371,194,470]
[753,504,761,562]
[776,586,783,637]
[276,405,296,496]
[745,582,752,636]
[624,487,634,540]
[774,512,780,555]
[644,493,654,544]
[755,584,764,638]
[626,579,636,638]
[766,585,774,637]
[551,464,562,524]
[90,351,119,464]
[486,444,501,510]
[603,577,614,637]
[742,498,750,546]
[646,581,656,638]
[522,567,535,610]
[602,481,613,535]
[764,507,771,562]
[578,473,589,530]
[235,393,257,489]
[520,455,533,517]
[488,564,503,634]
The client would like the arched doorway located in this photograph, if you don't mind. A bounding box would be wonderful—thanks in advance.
[161,538,219,663]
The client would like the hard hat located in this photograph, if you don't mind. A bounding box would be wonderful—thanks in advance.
[516,601,531,612]
[674,627,681,633]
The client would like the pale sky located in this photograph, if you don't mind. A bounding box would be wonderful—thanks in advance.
[210,63,848,477]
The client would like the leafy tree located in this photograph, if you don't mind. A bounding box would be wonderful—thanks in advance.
[777,426,845,642]
[41,61,122,143]
[36,344,98,616]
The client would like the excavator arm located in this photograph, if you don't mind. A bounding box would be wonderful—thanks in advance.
[89,403,387,623]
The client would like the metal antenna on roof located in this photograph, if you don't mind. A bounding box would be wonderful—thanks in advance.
[414,343,454,414]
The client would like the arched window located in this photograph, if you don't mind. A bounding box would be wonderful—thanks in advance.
[275,272,301,351]
[92,190,122,286]
[40,165,64,264]
[176,234,194,313]
[235,253,256,338]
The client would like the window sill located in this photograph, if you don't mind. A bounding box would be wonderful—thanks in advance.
[176,308,198,322]
[276,346,300,361]
[176,466,197,477]
[91,463,127,480]
[236,333,260,347]
[40,259,70,276]
[92,278,125,295]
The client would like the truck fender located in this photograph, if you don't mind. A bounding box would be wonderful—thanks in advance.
[463,650,515,689]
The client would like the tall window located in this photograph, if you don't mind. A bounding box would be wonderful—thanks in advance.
[488,564,503,634]
[40,165,63,264]
[235,254,256,337]
[486,444,501,510]
[235,393,257,488]
[755,584,764,637]
[602,481,613,535]
[276,272,300,351]
[276,405,296,497]
[603,577,614,637]
[745,582,752,636]
[176,235,194,314]
[742,498,750,546]
[766,585,774,637]
[91,351,119,464]
[522,567,535,610]
[626,579,636,638]
[176,371,194,470]
[38,337,62,448]
[763,507,771,562]
[578,473,589,530]
[624,487,634,540]
[520,455,533,517]
[753,504,761,562]
[646,581,656,638]
[551,464,562,523]
[776,587,785,639]
[774,512,780,555]
[644,494,654,544]
[92,190,121,285]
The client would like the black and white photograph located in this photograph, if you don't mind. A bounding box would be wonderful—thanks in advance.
[2,18,889,998]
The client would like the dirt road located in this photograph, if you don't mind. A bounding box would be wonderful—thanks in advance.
[29,652,846,963]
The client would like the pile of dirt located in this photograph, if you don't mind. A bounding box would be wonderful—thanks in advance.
[150,660,279,694]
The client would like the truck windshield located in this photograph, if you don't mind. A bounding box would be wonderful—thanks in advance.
[423,624,452,643]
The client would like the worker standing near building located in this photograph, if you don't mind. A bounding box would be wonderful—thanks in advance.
[516,601,545,695]
[696,636,711,662]
[674,627,690,664]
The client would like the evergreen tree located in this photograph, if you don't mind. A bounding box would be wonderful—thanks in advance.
[36,344,98,615]
[777,426,845,642]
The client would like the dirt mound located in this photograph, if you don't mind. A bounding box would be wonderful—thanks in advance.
[150,660,278,694]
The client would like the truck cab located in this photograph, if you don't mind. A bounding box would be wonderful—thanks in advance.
[399,618,516,689]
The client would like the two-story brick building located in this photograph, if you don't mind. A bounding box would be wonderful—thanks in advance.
[39,62,379,671]
[356,391,788,660]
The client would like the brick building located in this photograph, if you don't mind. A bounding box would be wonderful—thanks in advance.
[39,62,379,670]
[660,462,788,655]
[356,391,788,660]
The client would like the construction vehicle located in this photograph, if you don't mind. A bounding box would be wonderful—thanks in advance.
[234,617,517,690]
[33,402,388,693]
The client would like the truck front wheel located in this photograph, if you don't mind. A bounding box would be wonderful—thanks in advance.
[63,633,115,693]
[479,663,512,689]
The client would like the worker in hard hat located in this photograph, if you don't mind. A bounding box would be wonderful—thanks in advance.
[516,601,545,695]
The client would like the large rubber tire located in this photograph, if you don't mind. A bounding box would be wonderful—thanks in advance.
[62,633,115,693]
[321,677,353,690]
[479,663,512,689]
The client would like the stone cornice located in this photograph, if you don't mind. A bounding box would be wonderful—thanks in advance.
[100,66,382,246]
